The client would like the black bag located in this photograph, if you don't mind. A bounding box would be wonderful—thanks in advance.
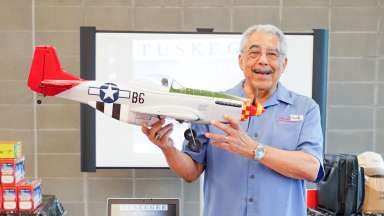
[317,154,365,216]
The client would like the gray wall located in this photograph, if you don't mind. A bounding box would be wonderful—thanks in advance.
[0,0,383,215]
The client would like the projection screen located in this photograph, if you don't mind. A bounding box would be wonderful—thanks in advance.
[80,28,328,170]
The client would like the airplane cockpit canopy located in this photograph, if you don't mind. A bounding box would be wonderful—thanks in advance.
[169,79,184,90]
[133,74,173,91]
[169,80,245,101]
[134,75,244,101]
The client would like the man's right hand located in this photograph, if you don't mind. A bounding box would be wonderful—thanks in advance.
[141,118,174,151]
[142,118,203,182]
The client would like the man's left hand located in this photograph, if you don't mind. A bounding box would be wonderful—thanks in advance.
[205,115,258,159]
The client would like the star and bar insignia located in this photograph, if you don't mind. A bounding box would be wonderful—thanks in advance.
[88,83,130,103]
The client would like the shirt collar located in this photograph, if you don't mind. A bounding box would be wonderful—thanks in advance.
[226,81,246,98]
[274,82,294,105]
[227,80,294,106]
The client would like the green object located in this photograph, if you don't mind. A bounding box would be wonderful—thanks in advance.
[170,87,243,101]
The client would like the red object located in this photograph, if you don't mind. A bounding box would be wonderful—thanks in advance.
[27,46,83,96]
[307,189,318,209]
[0,186,3,211]
[240,100,265,121]
[2,185,18,211]
[17,179,42,212]
[0,157,25,186]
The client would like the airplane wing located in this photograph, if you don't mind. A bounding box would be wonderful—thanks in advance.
[126,111,162,126]
[131,106,199,122]
[90,102,199,126]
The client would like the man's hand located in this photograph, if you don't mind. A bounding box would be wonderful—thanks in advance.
[205,115,258,159]
[141,118,174,151]
[141,119,204,182]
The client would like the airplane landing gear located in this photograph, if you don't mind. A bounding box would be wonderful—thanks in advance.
[188,139,201,153]
[184,128,196,140]
[184,128,201,152]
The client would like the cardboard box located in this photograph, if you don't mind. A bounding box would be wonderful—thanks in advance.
[362,176,384,214]
[2,185,17,211]
[17,179,42,212]
[0,141,21,159]
[0,157,25,186]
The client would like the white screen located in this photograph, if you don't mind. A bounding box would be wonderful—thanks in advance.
[95,32,313,168]
[111,204,176,216]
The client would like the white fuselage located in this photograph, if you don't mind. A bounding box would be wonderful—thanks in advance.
[55,80,245,126]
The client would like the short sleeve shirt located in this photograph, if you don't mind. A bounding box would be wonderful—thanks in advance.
[182,81,324,216]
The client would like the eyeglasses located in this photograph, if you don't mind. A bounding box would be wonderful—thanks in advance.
[244,45,282,62]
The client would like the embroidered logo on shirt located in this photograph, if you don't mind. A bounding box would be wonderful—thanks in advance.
[278,114,304,122]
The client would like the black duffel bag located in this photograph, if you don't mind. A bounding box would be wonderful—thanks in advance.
[317,154,365,216]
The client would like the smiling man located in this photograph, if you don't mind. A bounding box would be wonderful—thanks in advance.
[142,24,324,216]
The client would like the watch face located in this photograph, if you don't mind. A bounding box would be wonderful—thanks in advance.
[255,145,265,160]
[256,150,264,159]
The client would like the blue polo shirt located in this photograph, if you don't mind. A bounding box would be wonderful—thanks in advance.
[182,81,324,216]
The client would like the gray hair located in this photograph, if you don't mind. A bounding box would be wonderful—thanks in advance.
[239,24,287,58]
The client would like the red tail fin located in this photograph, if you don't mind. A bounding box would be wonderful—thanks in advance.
[28,46,81,96]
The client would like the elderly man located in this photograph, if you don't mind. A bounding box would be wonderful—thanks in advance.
[142,24,324,216]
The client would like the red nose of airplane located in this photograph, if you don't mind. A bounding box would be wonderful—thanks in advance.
[240,101,265,121]
[250,102,264,117]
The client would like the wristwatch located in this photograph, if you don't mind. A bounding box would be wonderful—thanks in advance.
[253,143,266,161]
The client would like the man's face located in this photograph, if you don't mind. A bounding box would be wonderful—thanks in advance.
[239,32,287,92]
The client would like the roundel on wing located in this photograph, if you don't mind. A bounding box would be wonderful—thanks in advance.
[99,83,119,103]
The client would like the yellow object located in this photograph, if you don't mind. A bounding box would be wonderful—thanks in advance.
[0,141,22,159]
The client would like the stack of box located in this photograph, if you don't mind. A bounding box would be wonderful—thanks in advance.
[0,141,42,213]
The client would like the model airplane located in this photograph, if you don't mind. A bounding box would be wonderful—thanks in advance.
[27,46,265,151]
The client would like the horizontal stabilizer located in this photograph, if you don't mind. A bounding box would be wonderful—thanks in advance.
[41,80,84,88]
